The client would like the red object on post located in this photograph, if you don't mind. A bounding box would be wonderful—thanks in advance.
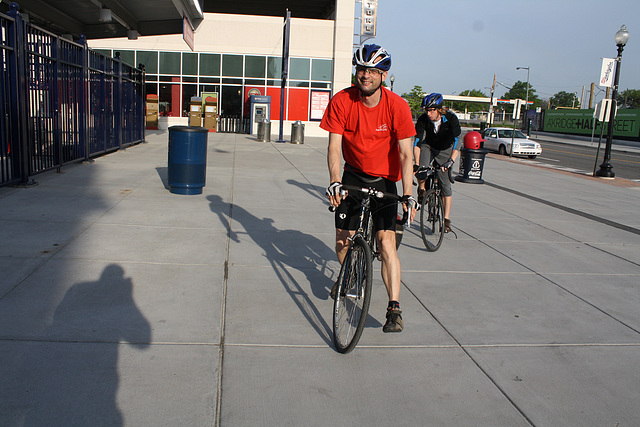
[463,131,484,150]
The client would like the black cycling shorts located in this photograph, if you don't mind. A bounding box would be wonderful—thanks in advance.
[335,170,398,232]
[418,145,453,197]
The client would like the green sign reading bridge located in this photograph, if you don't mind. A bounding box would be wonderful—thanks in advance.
[543,108,640,139]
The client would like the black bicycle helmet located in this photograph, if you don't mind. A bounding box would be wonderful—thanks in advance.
[421,93,444,109]
[352,44,392,71]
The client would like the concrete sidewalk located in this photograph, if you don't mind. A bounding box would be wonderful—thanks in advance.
[1,130,639,426]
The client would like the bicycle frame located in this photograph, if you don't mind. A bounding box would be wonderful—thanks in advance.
[338,185,405,256]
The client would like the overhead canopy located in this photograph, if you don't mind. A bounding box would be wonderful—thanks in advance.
[0,0,336,40]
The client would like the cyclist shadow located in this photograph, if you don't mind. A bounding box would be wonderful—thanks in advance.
[285,179,326,204]
[207,195,336,345]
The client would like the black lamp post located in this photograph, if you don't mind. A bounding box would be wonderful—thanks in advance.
[596,25,630,178]
[389,74,395,92]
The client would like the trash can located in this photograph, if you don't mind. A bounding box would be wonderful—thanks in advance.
[167,126,208,195]
[456,131,488,184]
[291,120,305,144]
[257,119,271,142]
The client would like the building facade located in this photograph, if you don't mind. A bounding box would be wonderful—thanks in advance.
[88,1,355,136]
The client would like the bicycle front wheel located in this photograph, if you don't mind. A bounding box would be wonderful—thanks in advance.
[420,189,444,252]
[333,235,373,354]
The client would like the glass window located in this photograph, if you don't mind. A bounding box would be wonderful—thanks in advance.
[200,77,220,84]
[222,54,243,77]
[290,81,310,88]
[182,84,198,117]
[200,53,220,76]
[245,56,266,78]
[159,51,180,74]
[311,59,332,81]
[159,76,181,82]
[93,48,111,57]
[115,50,135,67]
[182,52,198,75]
[289,58,310,80]
[137,51,158,74]
[145,82,158,95]
[222,78,242,85]
[267,57,282,79]
[245,79,265,86]
[159,83,180,116]
[311,82,331,89]
[182,76,197,83]
[221,85,242,116]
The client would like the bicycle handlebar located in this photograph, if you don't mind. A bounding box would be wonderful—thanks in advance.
[415,164,455,184]
[327,184,410,225]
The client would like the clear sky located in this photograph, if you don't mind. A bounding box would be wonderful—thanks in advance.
[366,0,639,105]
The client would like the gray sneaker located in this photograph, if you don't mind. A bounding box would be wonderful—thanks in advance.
[383,307,403,332]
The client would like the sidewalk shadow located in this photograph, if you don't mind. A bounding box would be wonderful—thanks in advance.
[13,265,151,426]
[285,179,326,204]
[156,166,169,189]
[208,195,335,345]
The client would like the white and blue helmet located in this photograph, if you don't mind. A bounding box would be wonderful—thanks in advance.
[352,44,392,71]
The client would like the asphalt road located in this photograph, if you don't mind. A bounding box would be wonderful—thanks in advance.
[534,140,640,181]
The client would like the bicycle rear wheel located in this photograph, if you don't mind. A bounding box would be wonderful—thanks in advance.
[333,235,373,354]
[419,189,444,252]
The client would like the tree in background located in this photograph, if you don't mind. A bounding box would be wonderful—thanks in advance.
[401,85,424,117]
[620,89,640,109]
[450,89,488,113]
[550,91,579,109]
[502,80,540,108]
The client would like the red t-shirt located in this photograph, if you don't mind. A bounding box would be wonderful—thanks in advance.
[320,86,415,182]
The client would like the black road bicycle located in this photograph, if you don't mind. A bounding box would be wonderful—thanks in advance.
[329,185,409,353]
[415,160,455,252]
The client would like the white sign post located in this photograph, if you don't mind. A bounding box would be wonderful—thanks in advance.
[511,99,524,120]
[594,99,615,122]
[592,98,617,175]
[509,99,525,157]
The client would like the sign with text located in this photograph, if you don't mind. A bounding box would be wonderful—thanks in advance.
[310,90,331,121]
[543,108,640,138]
[599,58,616,88]
[361,0,378,37]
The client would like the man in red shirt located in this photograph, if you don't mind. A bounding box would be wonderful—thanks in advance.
[321,44,416,333]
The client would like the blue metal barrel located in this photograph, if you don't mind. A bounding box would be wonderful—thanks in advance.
[167,126,208,195]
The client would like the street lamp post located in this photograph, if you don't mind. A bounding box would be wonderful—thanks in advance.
[596,25,630,178]
[389,74,395,92]
[516,66,530,126]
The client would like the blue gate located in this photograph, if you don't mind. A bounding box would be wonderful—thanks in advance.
[0,4,145,187]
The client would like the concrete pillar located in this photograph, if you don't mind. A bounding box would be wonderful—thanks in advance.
[332,0,355,94]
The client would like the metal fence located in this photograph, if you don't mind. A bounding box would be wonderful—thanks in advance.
[217,114,250,134]
[0,6,145,187]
